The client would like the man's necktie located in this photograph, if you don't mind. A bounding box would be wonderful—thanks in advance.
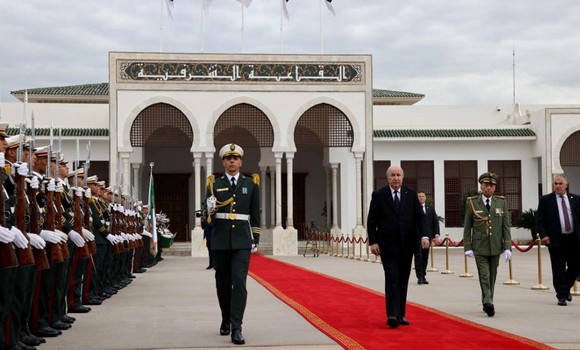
[561,195,572,232]
[422,205,426,214]
[394,190,400,210]
[485,198,490,211]
[230,177,236,191]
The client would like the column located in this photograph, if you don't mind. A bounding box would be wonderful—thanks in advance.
[120,152,131,194]
[260,166,267,229]
[275,153,283,228]
[286,152,294,228]
[131,163,141,198]
[326,166,332,227]
[354,153,364,227]
[204,152,213,179]
[193,153,202,228]
[331,163,339,230]
[269,168,276,228]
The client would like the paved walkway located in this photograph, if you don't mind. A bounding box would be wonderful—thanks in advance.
[40,247,580,350]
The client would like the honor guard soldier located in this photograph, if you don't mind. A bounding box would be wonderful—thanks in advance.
[205,143,260,345]
[463,172,512,317]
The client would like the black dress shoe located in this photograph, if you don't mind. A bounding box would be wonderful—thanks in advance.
[558,297,567,306]
[398,317,410,326]
[417,279,424,285]
[483,303,495,317]
[17,341,36,350]
[387,317,399,328]
[83,298,103,306]
[51,320,72,330]
[566,293,572,302]
[135,268,147,273]
[25,334,45,344]
[421,278,429,285]
[20,335,41,346]
[62,315,76,323]
[31,327,61,337]
[231,329,245,345]
[220,322,230,336]
[206,265,214,270]
[129,274,137,279]
[69,305,91,313]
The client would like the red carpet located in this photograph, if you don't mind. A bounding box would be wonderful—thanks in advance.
[249,254,552,350]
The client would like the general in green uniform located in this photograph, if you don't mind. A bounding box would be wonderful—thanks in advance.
[463,172,512,317]
[205,143,260,346]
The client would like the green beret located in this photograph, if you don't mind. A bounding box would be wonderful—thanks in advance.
[478,172,498,185]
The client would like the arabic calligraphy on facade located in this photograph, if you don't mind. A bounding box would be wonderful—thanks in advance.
[118,61,363,84]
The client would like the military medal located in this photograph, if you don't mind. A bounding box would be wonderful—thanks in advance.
[242,187,247,194]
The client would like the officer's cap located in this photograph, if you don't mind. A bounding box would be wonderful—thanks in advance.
[66,168,84,179]
[219,143,244,159]
[87,175,98,184]
[478,172,498,185]
[97,181,106,187]
[5,135,26,150]
[34,146,49,157]
[58,153,69,165]
[0,123,9,139]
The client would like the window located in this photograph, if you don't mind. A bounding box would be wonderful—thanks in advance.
[488,160,522,226]
[444,161,477,227]
[401,161,434,205]
[373,161,391,190]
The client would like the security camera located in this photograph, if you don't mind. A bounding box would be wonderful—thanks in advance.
[496,106,501,112]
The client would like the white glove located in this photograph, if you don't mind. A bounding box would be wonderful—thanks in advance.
[106,235,117,245]
[54,229,69,243]
[115,235,124,244]
[56,180,64,193]
[504,249,512,262]
[75,187,84,197]
[46,179,56,192]
[82,228,95,241]
[27,233,46,249]
[465,250,474,258]
[207,196,217,215]
[0,152,5,168]
[85,188,91,198]
[68,230,86,247]
[251,243,258,253]
[0,226,16,244]
[141,230,153,238]
[11,226,29,249]
[25,176,39,189]
[120,232,128,240]
[136,234,142,240]
[39,229,61,244]
[15,162,29,176]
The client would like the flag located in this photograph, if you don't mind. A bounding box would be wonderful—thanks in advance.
[202,0,213,16]
[325,0,336,16]
[148,169,158,256]
[235,0,252,8]
[165,0,174,19]
[282,0,289,20]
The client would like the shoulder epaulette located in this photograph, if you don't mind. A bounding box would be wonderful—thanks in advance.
[206,175,215,188]
[467,195,478,200]
[252,173,260,187]
[495,195,505,199]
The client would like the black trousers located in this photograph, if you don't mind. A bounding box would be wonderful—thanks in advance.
[213,249,251,330]
[548,234,580,299]
[380,250,413,320]
[0,266,17,348]
[10,265,36,344]
[414,247,429,280]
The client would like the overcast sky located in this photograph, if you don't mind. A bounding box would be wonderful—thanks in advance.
[1,0,580,105]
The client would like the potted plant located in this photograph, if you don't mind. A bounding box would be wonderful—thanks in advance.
[515,208,537,242]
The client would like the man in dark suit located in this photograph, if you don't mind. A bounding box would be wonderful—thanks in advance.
[205,143,260,345]
[367,165,428,329]
[536,174,580,306]
[414,191,440,285]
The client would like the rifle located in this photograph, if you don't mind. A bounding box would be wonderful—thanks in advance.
[82,141,97,255]
[73,139,91,259]
[45,137,63,264]
[55,128,69,259]
[0,173,19,269]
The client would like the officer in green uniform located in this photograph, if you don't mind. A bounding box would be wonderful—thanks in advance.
[205,143,260,345]
[463,172,512,317]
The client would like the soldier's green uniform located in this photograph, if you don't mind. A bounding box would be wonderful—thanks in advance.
[463,172,512,316]
[206,143,260,345]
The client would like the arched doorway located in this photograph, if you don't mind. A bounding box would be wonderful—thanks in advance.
[294,103,354,238]
[131,103,194,241]
[559,130,580,192]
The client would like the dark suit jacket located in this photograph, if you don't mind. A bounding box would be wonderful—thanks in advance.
[367,185,427,255]
[537,192,580,247]
[423,205,440,239]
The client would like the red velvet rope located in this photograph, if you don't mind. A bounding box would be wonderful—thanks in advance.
[446,237,464,247]
[511,240,536,253]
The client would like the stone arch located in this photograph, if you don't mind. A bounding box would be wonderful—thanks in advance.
[121,95,200,152]
[287,96,362,152]
[553,125,580,174]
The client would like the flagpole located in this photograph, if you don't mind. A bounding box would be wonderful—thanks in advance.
[200,0,204,52]
[241,1,245,52]
[280,0,283,53]
[320,0,323,54]
[159,0,164,52]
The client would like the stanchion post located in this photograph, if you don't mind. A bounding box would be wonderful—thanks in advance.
[340,234,344,257]
[571,281,580,296]
[503,257,519,285]
[459,253,473,277]
[441,233,454,274]
[427,239,438,272]
[531,234,549,290]
[358,237,363,260]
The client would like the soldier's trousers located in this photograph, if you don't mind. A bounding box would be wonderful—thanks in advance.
[68,244,88,309]
[31,264,54,330]
[52,257,69,324]
[10,265,36,344]
[474,254,500,305]
[1,266,17,348]
[214,249,251,330]
[84,244,106,302]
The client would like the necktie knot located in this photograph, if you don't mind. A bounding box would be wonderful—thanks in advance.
[231,177,236,189]
[485,198,490,211]
[394,190,400,210]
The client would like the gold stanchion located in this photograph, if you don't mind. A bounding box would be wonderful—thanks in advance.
[340,234,344,257]
[358,238,363,261]
[366,241,371,262]
[531,234,549,290]
[503,258,519,285]
[571,281,580,296]
[459,253,473,277]
[345,235,350,258]
[441,233,454,274]
[427,240,438,272]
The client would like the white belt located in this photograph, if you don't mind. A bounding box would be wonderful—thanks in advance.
[215,213,250,221]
